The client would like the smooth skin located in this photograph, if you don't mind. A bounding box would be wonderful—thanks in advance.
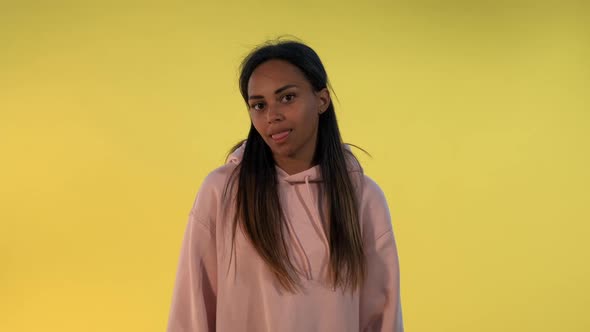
[247,59,331,175]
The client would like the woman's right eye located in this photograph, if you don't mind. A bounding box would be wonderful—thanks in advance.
[250,103,265,111]
[255,102,266,111]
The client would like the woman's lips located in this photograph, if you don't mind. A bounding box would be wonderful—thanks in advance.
[271,130,291,142]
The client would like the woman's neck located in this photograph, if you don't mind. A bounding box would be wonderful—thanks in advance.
[274,157,315,175]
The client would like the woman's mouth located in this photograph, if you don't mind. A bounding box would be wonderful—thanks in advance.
[271,130,291,143]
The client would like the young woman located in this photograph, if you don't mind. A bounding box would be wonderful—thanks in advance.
[167,39,404,332]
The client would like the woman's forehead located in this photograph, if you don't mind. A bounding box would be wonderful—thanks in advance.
[248,60,308,94]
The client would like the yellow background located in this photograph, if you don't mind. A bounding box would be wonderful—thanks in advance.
[1,1,588,331]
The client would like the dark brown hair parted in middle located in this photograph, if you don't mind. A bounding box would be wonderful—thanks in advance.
[223,39,366,293]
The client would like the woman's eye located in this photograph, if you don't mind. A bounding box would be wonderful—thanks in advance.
[251,103,265,111]
[281,94,295,102]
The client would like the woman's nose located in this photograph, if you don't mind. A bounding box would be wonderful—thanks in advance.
[266,105,284,123]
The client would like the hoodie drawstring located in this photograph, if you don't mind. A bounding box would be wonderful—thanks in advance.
[284,213,313,280]
[304,176,331,261]
[282,175,331,281]
[284,175,333,281]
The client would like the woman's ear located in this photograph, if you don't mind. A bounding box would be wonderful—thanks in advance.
[317,88,331,114]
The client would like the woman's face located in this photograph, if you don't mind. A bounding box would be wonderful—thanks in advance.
[247,59,330,167]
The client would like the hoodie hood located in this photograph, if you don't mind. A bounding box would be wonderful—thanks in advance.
[225,140,363,282]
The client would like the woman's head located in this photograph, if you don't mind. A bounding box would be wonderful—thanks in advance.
[238,41,336,167]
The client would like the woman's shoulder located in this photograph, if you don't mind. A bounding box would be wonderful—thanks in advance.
[188,162,239,217]
[357,174,389,208]
[197,141,245,195]
[355,173,395,242]
[197,162,240,198]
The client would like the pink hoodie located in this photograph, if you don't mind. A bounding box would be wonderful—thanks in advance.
[167,143,404,332]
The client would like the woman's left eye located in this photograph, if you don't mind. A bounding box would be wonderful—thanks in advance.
[281,94,295,102]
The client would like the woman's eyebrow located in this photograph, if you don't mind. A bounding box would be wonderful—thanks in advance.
[248,84,298,100]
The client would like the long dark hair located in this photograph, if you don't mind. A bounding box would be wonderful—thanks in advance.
[224,39,365,292]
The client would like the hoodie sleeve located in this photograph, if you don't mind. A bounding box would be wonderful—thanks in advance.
[167,182,218,332]
[359,176,404,332]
